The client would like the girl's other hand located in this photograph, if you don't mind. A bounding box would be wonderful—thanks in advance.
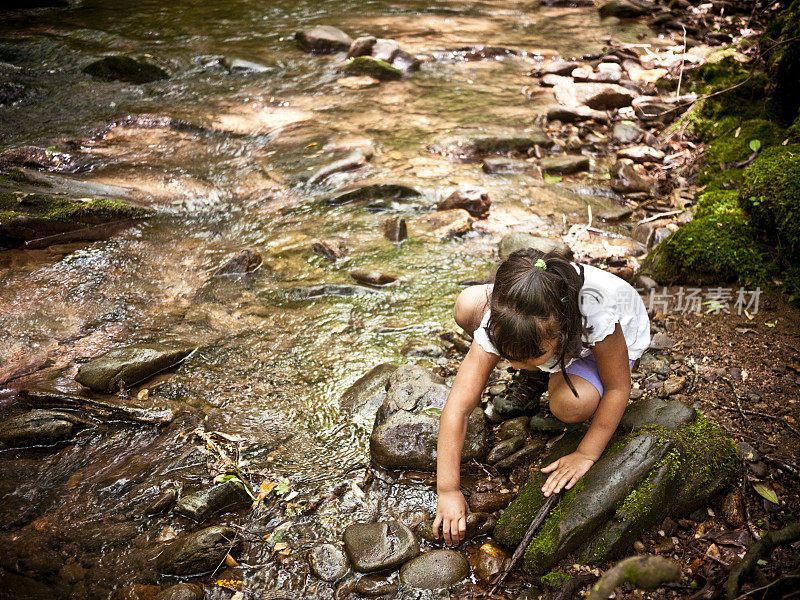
[433,489,468,546]
[540,451,595,497]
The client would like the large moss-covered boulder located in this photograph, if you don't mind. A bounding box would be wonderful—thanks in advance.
[763,0,800,122]
[493,400,737,574]
[739,144,800,262]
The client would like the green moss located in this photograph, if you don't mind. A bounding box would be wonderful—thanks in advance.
[620,479,654,522]
[0,167,30,185]
[739,144,800,261]
[541,570,570,588]
[675,413,738,496]
[0,210,21,223]
[763,0,800,122]
[694,190,739,219]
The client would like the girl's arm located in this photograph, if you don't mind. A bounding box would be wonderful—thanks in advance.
[433,341,499,545]
[542,323,631,497]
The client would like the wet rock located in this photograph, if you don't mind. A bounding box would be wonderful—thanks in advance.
[0,145,75,170]
[487,435,527,464]
[222,57,270,73]
[173,479,251,522]
[325,182,421,206]
[370,365,488,470]
[346,36,377,59]
[155,526,240,576]
[450,46,520,61]
[539,155,589,175]
[495,439,546,470]
[337,75,381,88]
[0,409,82,447]
[546,105,608,123]
[429,127,552,161]
[213,249,262,277]
[381,216,407,242]
[535,60,581,76]
[295,26,353,54]
[399,550,470,589]
[391,49,421,75]
[82,56,169,84]
[611,120,644,144]
[145,487,178,515]
[308,543,350,581]
[355,573,397,596]
[0,81,25,105]
[610,160,652,194]
[341,56,402,81]
[153,583,204,600]
[472,543,507,582]
[339,363,397,422]
[311,238,348,261]
[469,491,516,513]
[349,270,397,286]
[597,205,633,222]
[598,0,652,18]
[343,520,420,572]
[617,145,665,163]
[496,416,530,441]
[618,397,695,431]
[498,232,573,261]
[482,157,532,174]
[411,209,473,241]
[286,284,381,300]
[308,150,372,185]
[400,339,443,358]
[438,186,491,218]
[419,512,496,545]
[75,343,197,393]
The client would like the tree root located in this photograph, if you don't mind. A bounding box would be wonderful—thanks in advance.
[725,520,800,599]
[587,555,681,600]
[552,573,598,600]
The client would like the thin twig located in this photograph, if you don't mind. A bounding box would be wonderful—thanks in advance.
[676,25,686,100]
[720,376,749,424]
[741,462,761,542]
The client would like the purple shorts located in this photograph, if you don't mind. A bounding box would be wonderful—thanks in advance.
[563,353,635,397]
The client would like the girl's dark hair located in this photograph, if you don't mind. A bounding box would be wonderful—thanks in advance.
[486,248,589,396]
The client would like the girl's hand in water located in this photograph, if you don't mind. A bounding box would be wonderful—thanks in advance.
[433,489,468,546]
[540,451,596,497]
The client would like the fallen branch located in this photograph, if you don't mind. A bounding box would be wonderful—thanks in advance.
[725,520,800,599]
[587,555,681,600]
[487,491,561,595]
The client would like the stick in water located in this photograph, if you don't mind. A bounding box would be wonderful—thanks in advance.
[488,491,562,596]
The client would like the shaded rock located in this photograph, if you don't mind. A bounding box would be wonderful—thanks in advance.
[658,375,687,398]
[346,36,377,59]
[554,82,636,110]
[75,343,197,393]
[325,182,421,206]
[399,550,470,589]
[535,60,581,76]
[649,333,673,350]
[721,491,745,528]
[495,439,546,470]
[286,284,381,300]
[429,127,552,161]
[411,209,472,240]
[438,186,491,218]
[311,238,348,261]
[341,57,402,81]
[308,543,350,582]
[0,146,75,170]
[339,363,397,422]
[469,491,516,513]
[0,81,25,105]
[487,435,527,464]
[546,105,608,123]
[371,39,400,63]
[539,155,589,175]
[598,0,652,18]
[472,543,507,582]
[349,270,397,286]
[355,574,397,596]
[343,520,420,572]
[308,150,371,185]
[617,145,665,163]
[618,397,695,432]
[155,526,240,576]
[82,56,168,84]
[498,232,573,261]
[145,487,178,515]
[610,160,652,194]
[153,583,204,600]
[400,339,444,358]
[381,216,407,242]
[736,441,759,462]
[482,157,532,174]
[295,26,352,54]
[370,365,487,470]
[173,479,251,522]
[496,416,530,441]
[611,120,644,144]
[222,57,271,74]
[631,221,668,247]
[213,249,262,277]
[597,205,633,222]
[0,409,81,447]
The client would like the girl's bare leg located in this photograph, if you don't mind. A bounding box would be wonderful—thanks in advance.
[547,372,601,423]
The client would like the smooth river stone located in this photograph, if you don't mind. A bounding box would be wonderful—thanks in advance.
[308,543,350,581]
[155,526,240,576]
[173,479,251,522]
[399,549,470,589]
[343,520,420,572]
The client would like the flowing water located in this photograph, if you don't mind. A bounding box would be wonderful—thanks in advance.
[0,2,653,597]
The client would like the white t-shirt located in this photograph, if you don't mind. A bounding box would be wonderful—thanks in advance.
[473,263,650,372]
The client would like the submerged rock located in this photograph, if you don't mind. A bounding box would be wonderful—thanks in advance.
[286,284,381,300]
[307,150,372,185]
[222,57,271,74]
[82,56,169,84]
[339,363,397,424]
[173,478,251,522]
[493,402,737,573]
[539,154,590,175]
[429,127,552,161]
[155,526,240,576]
[311,238,348,261]
[482,157,532,174]
[437,186,491,218]
[381,216,408,242]
[325,182,421,206]
[295,26,352,54]
[355,574,397,596]
[0,410,83,447]
[153,583,204,600]
[341,56,402,81]
[343,520,420,572]
[308,543,350,581]
[75,343,197,393]
[349,270,397,286]
[411,209,473,241]
[370,365,488,470]
[498,232,573,261]
[213,249,262,277]
[449,46,520,61]
[399,550,470,589]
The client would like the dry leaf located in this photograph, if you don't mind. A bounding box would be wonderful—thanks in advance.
[225,553,239,567]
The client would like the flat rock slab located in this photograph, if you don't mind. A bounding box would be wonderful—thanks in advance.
[339,363,398,423]
[498,232,573,261]
[82,56,169,83]
[343,520,420,572]
[308,543,350,582]
[155,526,240,576]
[539,155,590,175]
[173,479,251,522]
[399,549,470,589]
[410,209,473,241]
[325,182,421,206]
[429,127,552,161]
[295,26,352,54]
[153,583,205,600]
[0,410,82,447]
[482,157,532,174]
[285,283,382,300]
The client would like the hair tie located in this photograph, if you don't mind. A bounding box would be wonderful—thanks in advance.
[535,259,547,270]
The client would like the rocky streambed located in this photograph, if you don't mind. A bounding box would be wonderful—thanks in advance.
[0,0,768,598]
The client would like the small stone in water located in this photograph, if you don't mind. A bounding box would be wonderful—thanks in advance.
[337,75,380,89]
[349,270,397,286]
[488,384,506,396]
[381,216,407,242]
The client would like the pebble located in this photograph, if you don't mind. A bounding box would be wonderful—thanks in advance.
[488,384,506,396]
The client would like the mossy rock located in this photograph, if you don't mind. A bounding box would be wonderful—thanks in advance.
[341,57,402,81]
[763,0,800,122]
[739,144,800,262]
[493,402,737,574]
[688,58,770,129]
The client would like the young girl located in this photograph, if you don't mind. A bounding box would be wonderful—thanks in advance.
[433,248,650,546]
